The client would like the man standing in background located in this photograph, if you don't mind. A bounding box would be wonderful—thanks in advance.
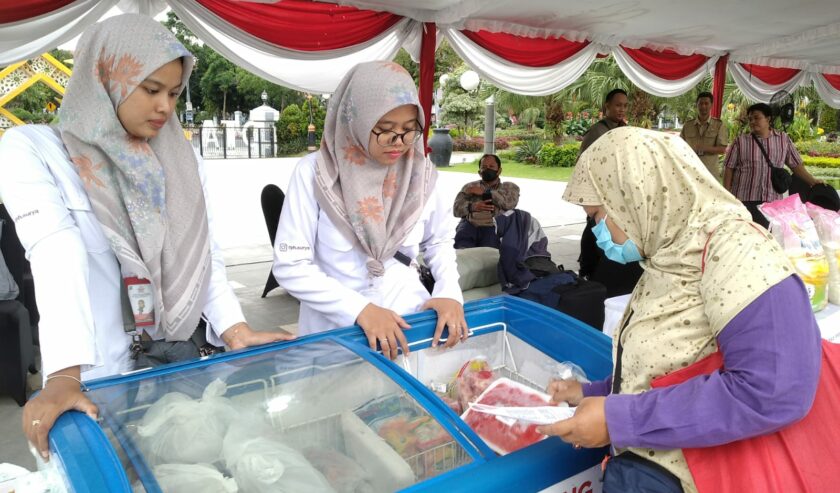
[680,91,729,179]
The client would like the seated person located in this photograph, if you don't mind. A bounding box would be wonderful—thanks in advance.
[453,154,520,249]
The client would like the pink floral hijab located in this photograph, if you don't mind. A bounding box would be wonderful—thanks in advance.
[314,61,436,277]
[56,14,211,341]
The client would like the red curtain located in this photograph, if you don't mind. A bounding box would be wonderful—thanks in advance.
[711,55,728,118]
[621,46,709,80]
[739,63,801,85]
[822,73,840,91]
[461,30,590,67]
[196,0,402,51]
[0,0,75,24]
[418,23,436,153]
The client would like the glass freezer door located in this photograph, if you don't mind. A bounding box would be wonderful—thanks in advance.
[74,339,475,493]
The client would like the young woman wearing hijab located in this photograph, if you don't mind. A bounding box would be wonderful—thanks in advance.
[273,61,467,360]
[0,14,291,459]
[537,127,822,492]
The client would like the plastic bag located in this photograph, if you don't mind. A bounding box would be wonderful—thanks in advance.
[760,195,830,311]
[303,448,374,493]
[548,361,590,384]
[137,379,236,464]
[806,202,840,305]
[453,357,498,411]
[153,463,237,493]
[222,420,335,493]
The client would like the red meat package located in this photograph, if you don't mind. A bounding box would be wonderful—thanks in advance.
[460,377,551,455]
[453,358,498,411]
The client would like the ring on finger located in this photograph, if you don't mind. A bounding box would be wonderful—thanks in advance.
[31,419,41,427]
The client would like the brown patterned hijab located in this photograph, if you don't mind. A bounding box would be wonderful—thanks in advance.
[314,61,436,277]
[56,14,210,341]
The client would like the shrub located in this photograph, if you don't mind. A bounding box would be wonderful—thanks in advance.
[563,119,590,137]
[802,155,840,168]
[452,137,510,152]
[515,139,544,164]
[497,149,517,161]
[819,107,838,133]
[795,140,840,158]
[538,142,581,167]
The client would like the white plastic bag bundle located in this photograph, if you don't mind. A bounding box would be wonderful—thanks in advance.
[153,463,237,493]
[303,448,375,493]
[137,379,236,464]
[222,421,335,493]
[806,202,840,304]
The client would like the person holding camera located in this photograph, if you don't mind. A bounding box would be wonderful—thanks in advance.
[453,154,520,249]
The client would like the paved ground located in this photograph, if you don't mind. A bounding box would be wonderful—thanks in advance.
[0,153,587,471]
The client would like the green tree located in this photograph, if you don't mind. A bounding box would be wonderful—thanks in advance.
[199,56,239,117]
[440,65,483,134]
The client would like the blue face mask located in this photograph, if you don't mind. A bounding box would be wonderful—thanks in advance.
[592,216,643,264]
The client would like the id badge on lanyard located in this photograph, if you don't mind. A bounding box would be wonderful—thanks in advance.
[124,277,155,327]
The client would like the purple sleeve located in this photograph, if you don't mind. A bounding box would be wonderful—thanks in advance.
[605,275,821,450]
[582,377,612,397]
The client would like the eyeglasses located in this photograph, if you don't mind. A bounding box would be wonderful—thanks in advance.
[371,126,423,147]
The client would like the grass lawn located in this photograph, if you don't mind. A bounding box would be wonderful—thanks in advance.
[437,159,575,182]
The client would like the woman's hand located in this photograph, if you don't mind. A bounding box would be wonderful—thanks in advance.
[546,378,584,406]
[421,298,468,348]
[356,303,411,360]
[23,370,98,461]
[536,396,610,449]
[221,322,295,350]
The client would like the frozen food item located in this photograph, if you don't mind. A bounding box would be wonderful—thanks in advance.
[454,358,498,411]
[760,195,829,311]
[137,379,236,464]
[468,403,575,425]
[341,411,415,492]
[223,420,335,493]
[303,447,375,493]
[374,415,451,456]
[436,393,463,415]
[461,378,552,455]
[806,202,840,304]
[153,463,238,493]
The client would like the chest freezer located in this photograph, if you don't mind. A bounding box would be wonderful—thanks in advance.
[46,295,612,493]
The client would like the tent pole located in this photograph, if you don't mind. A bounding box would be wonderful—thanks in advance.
[419,22,436,154]
[711,54,729,118]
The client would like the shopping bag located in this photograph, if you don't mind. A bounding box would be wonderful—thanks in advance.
[650,340,840,493]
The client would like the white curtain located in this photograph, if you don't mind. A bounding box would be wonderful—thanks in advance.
[442,28,600,96]
[611,47,717,98]
[0,0,119,65]
[169,0,420,93]
[728,61,810,103]
[812,73,840,109]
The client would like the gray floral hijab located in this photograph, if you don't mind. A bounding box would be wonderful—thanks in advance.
[314,61,436,277]
[56,14,211,341]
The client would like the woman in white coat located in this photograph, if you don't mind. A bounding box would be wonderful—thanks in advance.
[0,14,291,459]
[273,61,467,360]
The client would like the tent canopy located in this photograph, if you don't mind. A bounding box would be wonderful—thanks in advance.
[3,0,840,108]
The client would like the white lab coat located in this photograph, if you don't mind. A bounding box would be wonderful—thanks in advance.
[0,125,245,380]
[273,153,463,336]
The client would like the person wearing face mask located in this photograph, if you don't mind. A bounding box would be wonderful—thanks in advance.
[452,154,520,249]
[273,61,467,361]
[576,89,643,297]
[539,127,825,493]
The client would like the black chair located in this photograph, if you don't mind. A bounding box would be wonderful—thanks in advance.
[0,204,39,338]
[260,185,285,298]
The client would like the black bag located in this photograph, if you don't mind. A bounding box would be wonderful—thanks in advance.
[752,133,791,194]
[515,270,607,330]
[394,251,435,294]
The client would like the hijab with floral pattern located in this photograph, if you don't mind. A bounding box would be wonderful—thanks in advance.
[56,14,211,341]
[314,61,436,277]
[563,127,795,489]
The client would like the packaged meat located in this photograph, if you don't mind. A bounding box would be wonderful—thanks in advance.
[453,358,498,411]
[461,378,552,455]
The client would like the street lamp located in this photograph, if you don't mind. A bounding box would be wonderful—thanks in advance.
[306,94,316,151]
[261,90,268,105]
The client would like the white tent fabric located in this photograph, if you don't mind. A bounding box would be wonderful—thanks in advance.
[0,0,118,65]
[728,61,810,103]
[443,28,602,96]
[168,1,420,93]
[611,48,718,98]
[812,74,840,109]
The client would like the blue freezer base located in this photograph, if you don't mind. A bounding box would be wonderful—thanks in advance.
[50,295,613,493]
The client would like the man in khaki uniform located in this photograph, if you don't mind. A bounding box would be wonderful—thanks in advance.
[680,92,728,179]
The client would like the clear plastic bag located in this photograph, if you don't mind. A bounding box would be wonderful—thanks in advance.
[302,448,374,493]
[548,361,590,384]
[137,379,236,464]
[222,420,335,493]
[806,202,840,305]
[152,463,238,493]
